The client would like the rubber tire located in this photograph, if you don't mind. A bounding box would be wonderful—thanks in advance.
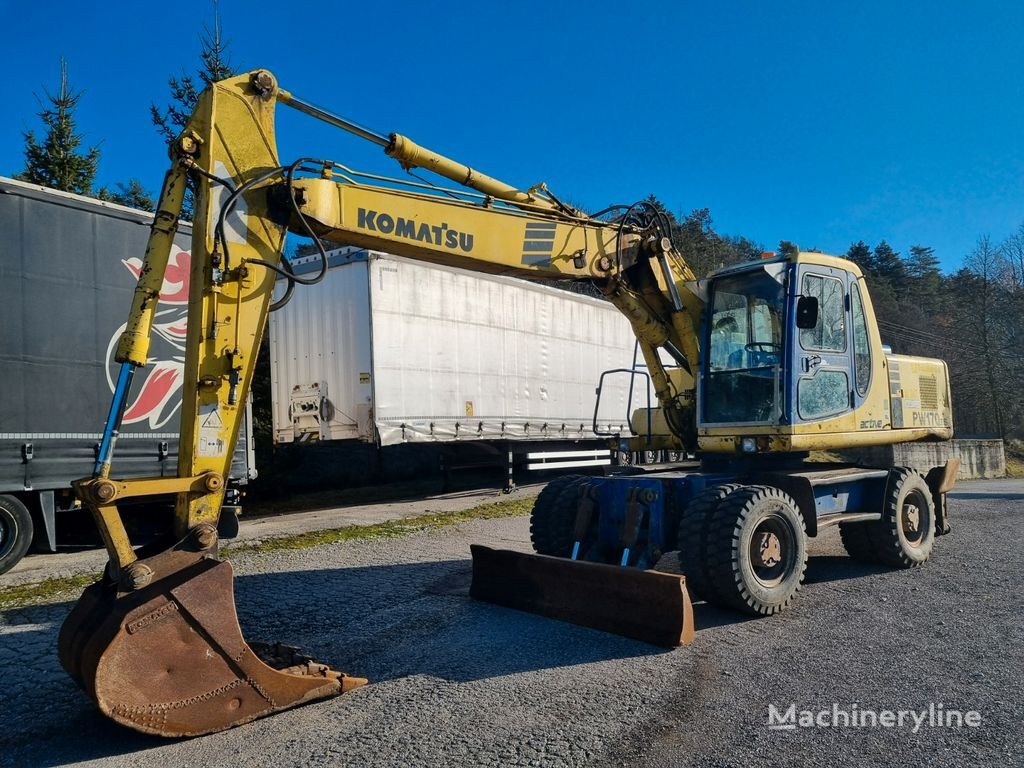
[0,495,34,576]
[872,468,936,567]
[530,474,587,556]
[839,469,936,567]
[838,521,877,562]
[705,485,808,615]
[676,484,743,600]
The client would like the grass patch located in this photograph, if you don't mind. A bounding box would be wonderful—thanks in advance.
[0,497,534,610]
[1005,456,1024,478]
[0,572,98,611]
[222,496,534,557]
[1004,439,1024,478]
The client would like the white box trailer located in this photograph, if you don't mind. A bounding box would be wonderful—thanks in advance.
[269,249,652,458]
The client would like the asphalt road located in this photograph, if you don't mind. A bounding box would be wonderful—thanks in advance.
[1,480,1022,767]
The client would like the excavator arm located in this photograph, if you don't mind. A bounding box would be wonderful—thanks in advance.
[59,70,702,737]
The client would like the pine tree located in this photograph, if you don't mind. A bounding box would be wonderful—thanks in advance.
[150,4,235,144]
[95,179,157,211]
[905,244,941,305]
[16,59,100,195]
[846,240,874,274]
[960,237,1010,437]
[150,2,236,218]
[872,240,908,292]
[906,244,940,278]
[777,240,799,258]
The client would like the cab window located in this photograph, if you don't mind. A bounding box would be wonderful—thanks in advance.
[798,370,850,419]
[851,283,871,395]
[800,274,846,352]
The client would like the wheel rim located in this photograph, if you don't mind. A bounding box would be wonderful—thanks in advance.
[900,490,930,548]
[748,513,797,587]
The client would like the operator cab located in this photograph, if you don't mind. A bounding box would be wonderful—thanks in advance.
[698,252,874,441]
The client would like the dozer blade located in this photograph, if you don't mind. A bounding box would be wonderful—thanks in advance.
[58,551,365,737]
[469,545,695,648]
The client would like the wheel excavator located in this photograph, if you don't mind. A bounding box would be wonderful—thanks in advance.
[58,70,958,737]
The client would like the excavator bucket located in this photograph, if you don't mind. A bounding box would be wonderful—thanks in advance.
[469,545,695,648]
[58,544,365,737]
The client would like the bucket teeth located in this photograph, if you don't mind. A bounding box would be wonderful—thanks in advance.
[249,641,368,691]
[58,552,363,737]
[469,545,696,648]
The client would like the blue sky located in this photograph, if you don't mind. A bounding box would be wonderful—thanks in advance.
[3,0,1023,271]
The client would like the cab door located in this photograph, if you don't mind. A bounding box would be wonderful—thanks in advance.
[792,265,854,423]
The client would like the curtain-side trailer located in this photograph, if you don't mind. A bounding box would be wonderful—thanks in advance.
[269,249,655,484]
[0,177,254,574]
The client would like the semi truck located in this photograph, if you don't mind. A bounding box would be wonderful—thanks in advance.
[0,177,254,574]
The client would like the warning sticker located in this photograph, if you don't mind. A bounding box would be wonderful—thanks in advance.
[197,404,226,457]
[359,372,371,384]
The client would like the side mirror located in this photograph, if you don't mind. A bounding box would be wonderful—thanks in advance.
[795,295,819,329]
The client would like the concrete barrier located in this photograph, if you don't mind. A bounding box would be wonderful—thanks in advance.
[838,439,1006,479]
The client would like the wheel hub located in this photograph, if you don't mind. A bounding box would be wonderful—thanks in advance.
[904,504,920,534]
[754,532,782,568]
[748,512,796,588]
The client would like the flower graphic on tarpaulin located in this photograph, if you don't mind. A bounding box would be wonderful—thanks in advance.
[105,246,191,429]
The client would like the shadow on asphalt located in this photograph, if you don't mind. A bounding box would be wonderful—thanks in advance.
[3,550,891,765]
[803,554,890,584]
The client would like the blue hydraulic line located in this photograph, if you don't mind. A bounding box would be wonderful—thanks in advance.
[93,362,136,478]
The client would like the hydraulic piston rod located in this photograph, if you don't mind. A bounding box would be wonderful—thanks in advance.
[277,89,390,147]
[277,86,556,212]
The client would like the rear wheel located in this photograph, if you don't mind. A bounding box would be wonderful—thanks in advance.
[705,485,807,615]
[530,474,587,556]
[840,469,935,567]
[0,495,34,575]
[676,484,742,600]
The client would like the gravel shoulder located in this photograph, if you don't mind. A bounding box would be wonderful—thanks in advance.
[1,483,543,588]
[0,482,1021,768]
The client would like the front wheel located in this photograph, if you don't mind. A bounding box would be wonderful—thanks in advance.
[705,485,807,615]
[875,469,936,567]
[676,483,742,600]
[0,495,34,575]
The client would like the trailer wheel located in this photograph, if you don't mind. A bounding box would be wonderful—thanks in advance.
[676,484,742,600]
[705,485,807,615]
[872,469,936,567]
[530,474,587,557]
[0,495,34,576]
